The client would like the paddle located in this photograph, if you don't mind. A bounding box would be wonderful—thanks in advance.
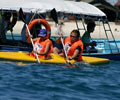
[19,8,40,63]
[51,8,71,65]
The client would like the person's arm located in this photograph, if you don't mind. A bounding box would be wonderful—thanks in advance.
[55,37,61,44]
[32,37,39,42]
[27,35,39,43]
[69,46,81,60]
[37,43,50,55]
[69,49,79,60]
[55,34,63,44]
[59,48,80,60]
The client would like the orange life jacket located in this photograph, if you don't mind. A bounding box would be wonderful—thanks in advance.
[64,36,83,61]
[31,38,53,59]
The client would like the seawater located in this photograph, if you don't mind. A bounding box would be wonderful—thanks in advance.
[0,61,120,100]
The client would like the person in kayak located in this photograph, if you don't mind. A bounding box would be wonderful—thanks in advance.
[53,29,83,61]
[81,20,97,53]
[28,29,53,59]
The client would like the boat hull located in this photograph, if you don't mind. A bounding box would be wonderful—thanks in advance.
[83,53,120,61]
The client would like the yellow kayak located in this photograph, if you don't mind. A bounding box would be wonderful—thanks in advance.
[0,51,109,64]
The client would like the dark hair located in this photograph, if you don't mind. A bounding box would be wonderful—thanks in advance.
[87,21,95,30]
[71,29,80,38]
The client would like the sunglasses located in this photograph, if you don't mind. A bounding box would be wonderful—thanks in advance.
[70,35,77,38]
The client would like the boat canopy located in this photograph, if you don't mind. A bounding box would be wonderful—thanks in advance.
[0,0,106,17]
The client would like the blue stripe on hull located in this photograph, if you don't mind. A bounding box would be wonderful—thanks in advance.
[83,53,120,61]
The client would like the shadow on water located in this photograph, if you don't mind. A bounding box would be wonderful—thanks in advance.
[0,60,112,69]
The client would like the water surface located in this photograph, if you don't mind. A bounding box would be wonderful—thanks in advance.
[0,61,120,100]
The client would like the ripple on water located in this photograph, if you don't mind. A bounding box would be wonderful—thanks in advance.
[0,61,120,100]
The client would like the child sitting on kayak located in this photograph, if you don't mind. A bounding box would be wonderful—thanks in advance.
[28,29,53,59]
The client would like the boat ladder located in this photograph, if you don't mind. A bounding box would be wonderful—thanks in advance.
[102,19,120,53]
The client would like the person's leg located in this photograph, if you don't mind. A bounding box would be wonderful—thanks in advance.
[53,47,60,55]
